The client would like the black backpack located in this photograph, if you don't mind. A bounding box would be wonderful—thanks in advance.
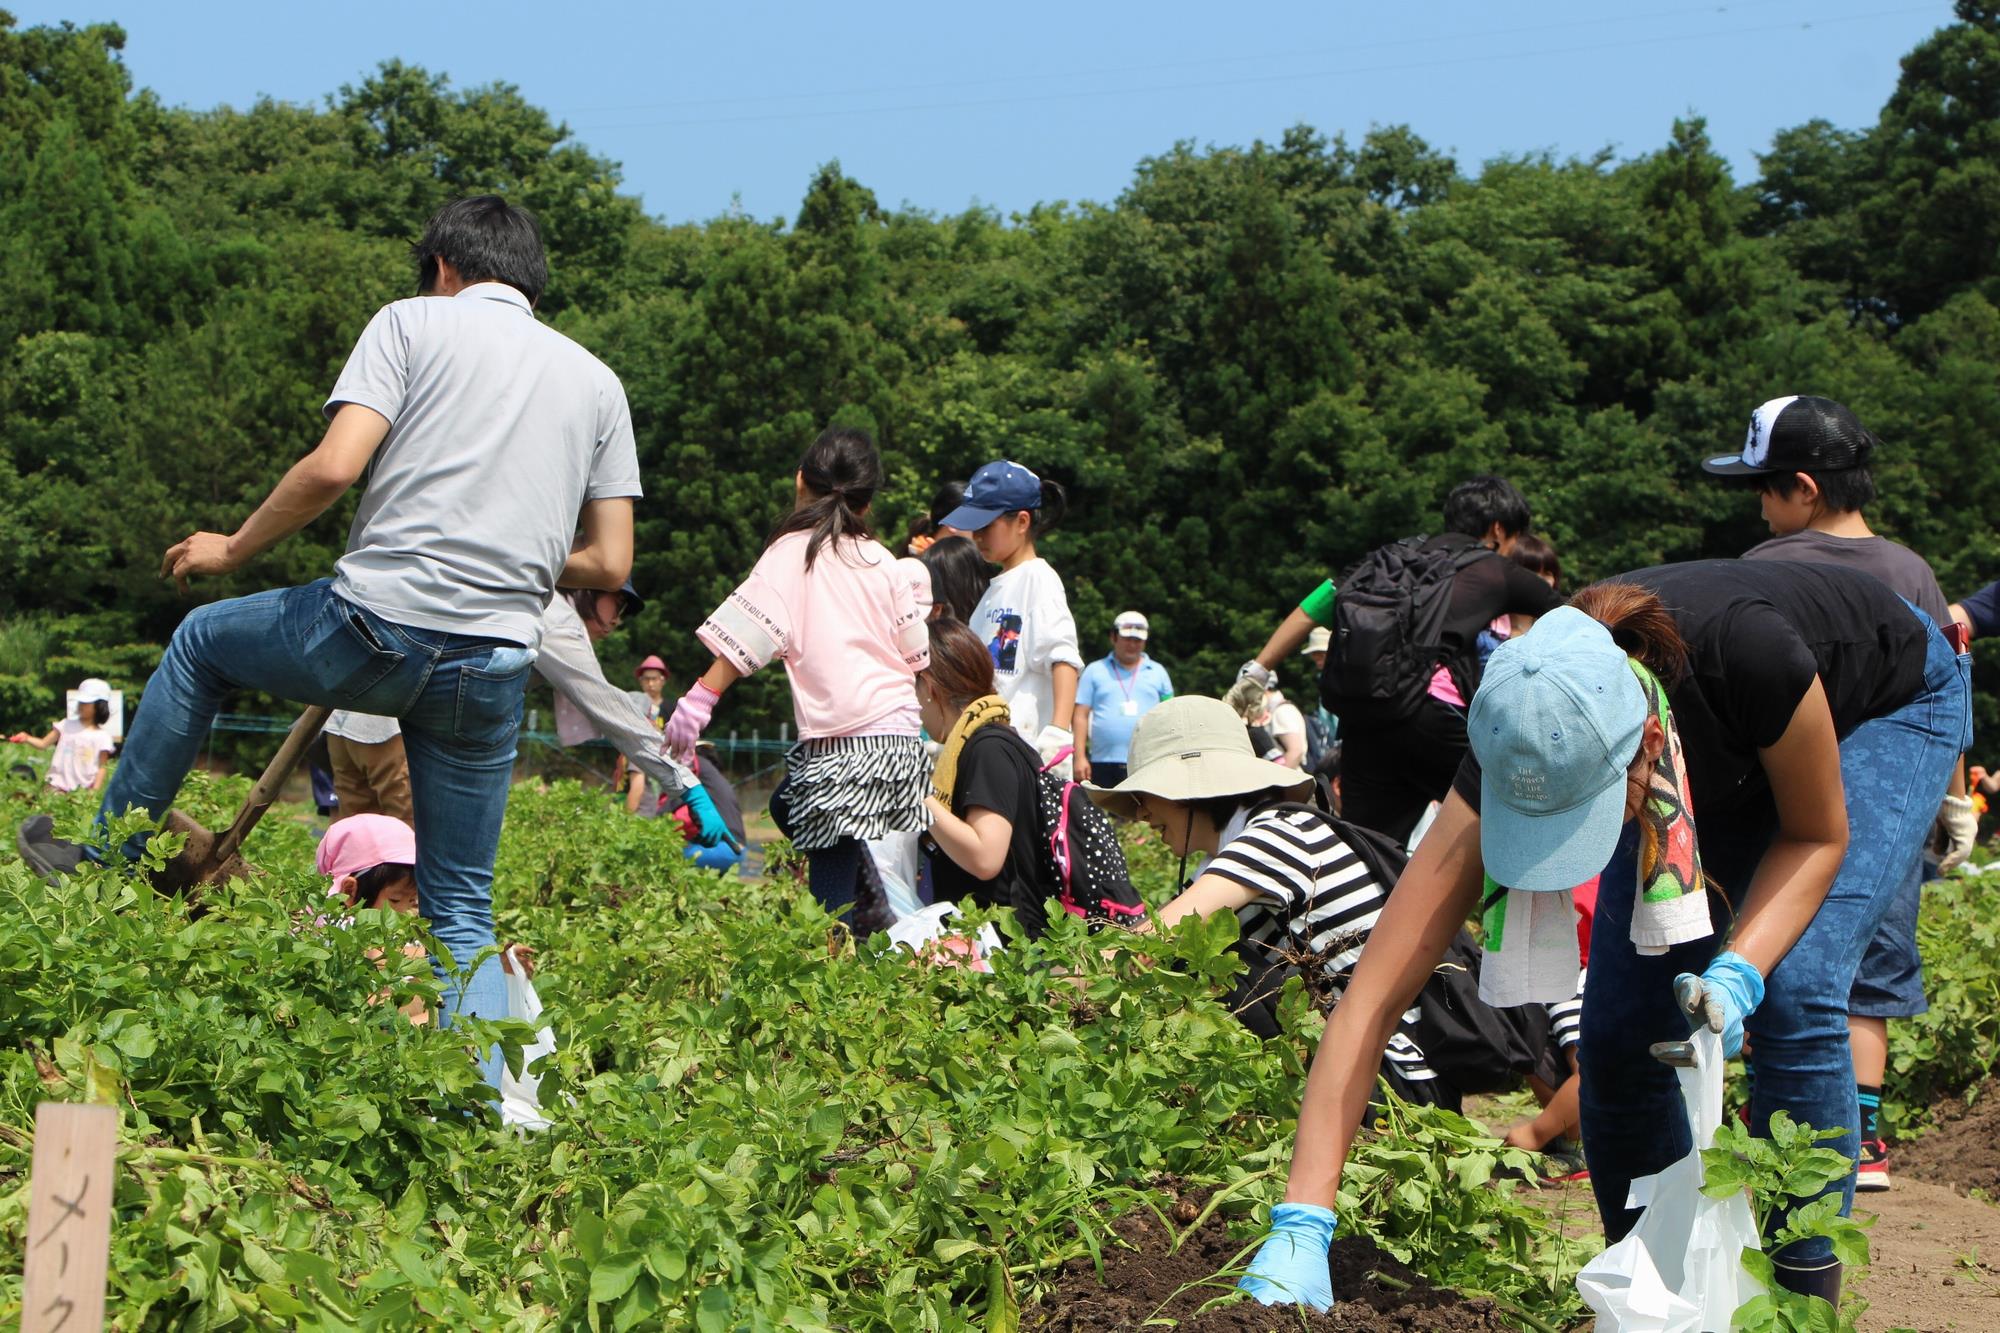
[1220,798,1409,1035]
[1320,535,1491,722]
[1225,801,1559,1095]
[1034,750,1147,930]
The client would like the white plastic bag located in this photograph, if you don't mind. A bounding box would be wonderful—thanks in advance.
[1576,1028,1764,1331]
[498,948,558,1132]
[885,902,1003,971]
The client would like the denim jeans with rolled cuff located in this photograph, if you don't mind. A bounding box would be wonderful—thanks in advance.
[94,578,532,1089]
[1578,613,1967,1264]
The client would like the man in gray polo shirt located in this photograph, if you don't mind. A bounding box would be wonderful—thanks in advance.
[20,197,639,1084]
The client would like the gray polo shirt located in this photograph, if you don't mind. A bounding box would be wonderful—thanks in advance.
[324,283,642,648]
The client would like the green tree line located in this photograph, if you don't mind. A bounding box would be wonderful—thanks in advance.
[6,4,2000,741]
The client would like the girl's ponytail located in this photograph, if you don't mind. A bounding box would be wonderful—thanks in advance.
[772,426,883,570]
[1569,581,1689,683]
[1031,479,1067,537]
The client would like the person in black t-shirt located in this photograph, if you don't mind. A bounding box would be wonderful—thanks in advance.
[1240,476,1563,844]
[1235,561,1967,1312]
[1705,395,1977,1190]
[918,619,1057,938]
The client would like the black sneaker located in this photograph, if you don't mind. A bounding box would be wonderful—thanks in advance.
[1540,1139,1591,1183]
[17,815,86,884]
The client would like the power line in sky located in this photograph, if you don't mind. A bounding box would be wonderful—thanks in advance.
[567,4,1944,135]
[561,0,1825,117]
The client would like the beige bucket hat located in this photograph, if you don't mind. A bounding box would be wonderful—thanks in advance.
[1085,696,1312,818]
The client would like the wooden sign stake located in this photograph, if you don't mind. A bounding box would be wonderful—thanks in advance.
[20,1102,117,1333]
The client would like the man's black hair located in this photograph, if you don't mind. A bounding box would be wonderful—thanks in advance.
[413,196,549,306]
[1441,475,1533,539]
[1758,466,1877,513]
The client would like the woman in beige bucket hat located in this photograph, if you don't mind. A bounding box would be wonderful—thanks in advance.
[1086,697,1450,1089]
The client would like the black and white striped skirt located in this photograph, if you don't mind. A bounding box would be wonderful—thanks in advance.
[774,734,931,851]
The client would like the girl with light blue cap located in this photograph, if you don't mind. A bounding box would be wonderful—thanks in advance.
[1237,560,1966,1312]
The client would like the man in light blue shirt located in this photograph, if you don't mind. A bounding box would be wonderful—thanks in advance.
[1072,611,1174,786]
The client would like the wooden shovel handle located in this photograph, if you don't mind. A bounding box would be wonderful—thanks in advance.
[210,705,332,866]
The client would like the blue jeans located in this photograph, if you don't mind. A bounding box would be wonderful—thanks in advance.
[1579,616,1967,1262]
[97,579,533,1086]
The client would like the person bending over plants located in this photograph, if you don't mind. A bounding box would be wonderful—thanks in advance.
[316,815,533,1027]
[917,618,1061,939]
[1238,561,1967,1312]
[1087,695,1563,1113]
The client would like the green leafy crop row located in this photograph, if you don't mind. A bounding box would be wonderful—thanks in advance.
[1883,866,2000,1137]
[0,770,1587,1329]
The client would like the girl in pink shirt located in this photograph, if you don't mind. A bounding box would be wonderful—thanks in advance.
[10,680,118,793]
[665,428,931,918]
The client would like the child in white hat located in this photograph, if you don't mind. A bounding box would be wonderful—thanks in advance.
[10,678,118,793]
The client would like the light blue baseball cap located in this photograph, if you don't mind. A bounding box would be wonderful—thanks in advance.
[1469,606,1648,892]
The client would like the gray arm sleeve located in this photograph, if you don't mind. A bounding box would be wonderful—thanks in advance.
[535,595,694,796]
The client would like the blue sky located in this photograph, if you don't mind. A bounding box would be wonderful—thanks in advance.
[22,1,1957,224]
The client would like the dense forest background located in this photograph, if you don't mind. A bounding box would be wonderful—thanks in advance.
[6,4,2000,741]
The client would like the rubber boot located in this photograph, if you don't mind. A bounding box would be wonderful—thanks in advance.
[1772,1254,1842,1305]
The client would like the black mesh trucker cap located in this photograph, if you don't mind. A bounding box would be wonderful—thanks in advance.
[1702,395,1878,477]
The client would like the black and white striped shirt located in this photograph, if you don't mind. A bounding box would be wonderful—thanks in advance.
[1206,805,1436,1083]
[1548,968,1585,1051]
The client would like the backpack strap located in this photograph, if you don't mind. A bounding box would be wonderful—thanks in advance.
[1260,800,1410,894]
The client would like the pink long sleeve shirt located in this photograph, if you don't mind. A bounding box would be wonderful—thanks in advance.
[698,532,930,739]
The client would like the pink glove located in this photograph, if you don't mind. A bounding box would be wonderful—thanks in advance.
[664,681,719,761]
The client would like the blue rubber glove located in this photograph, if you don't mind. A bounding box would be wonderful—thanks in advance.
[680,783,732,849]
[1238,1202,1336,1310]
[1674,951,1765,1058]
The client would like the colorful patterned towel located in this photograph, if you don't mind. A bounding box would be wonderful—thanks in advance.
[1477,659,1711,1003]
[1627,660,1712,955]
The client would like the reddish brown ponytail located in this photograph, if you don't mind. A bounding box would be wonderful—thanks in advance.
[1569,581,1690,683]
[924,618,997,709]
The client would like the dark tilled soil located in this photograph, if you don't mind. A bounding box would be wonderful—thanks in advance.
[1033,1192,1515,1332]
[1897,1076,2000,1197]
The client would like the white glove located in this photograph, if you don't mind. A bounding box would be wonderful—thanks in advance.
[1035,725,1075,780]
[1937,793,1979,872]
[1238,659,1275,688]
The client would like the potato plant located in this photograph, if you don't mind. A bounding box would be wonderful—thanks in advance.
[0,769,1584,1328]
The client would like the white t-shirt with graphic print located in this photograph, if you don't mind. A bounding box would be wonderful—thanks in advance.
[966,557,1083,742]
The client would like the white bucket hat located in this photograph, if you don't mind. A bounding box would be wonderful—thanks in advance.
[1086,696,1311,818]
[75,678,113,704]
[1302,626,1331,655]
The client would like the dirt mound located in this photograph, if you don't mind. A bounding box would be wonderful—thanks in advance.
[1897,1077,2000,1197]
[1033,1192,1515,1332]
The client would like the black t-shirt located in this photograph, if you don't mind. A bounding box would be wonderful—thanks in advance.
[928,725,1053,938]
[1453,559,1929,815]
[1421,534,1564,697]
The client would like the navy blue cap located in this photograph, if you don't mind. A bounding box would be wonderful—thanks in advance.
[618,579,644,616]
[939,460,1042,532]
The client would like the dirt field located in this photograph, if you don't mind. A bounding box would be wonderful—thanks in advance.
[1090,1090,2000,1332]
[1033,1186,1519,1332]
[1856,1079,2000,1332]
